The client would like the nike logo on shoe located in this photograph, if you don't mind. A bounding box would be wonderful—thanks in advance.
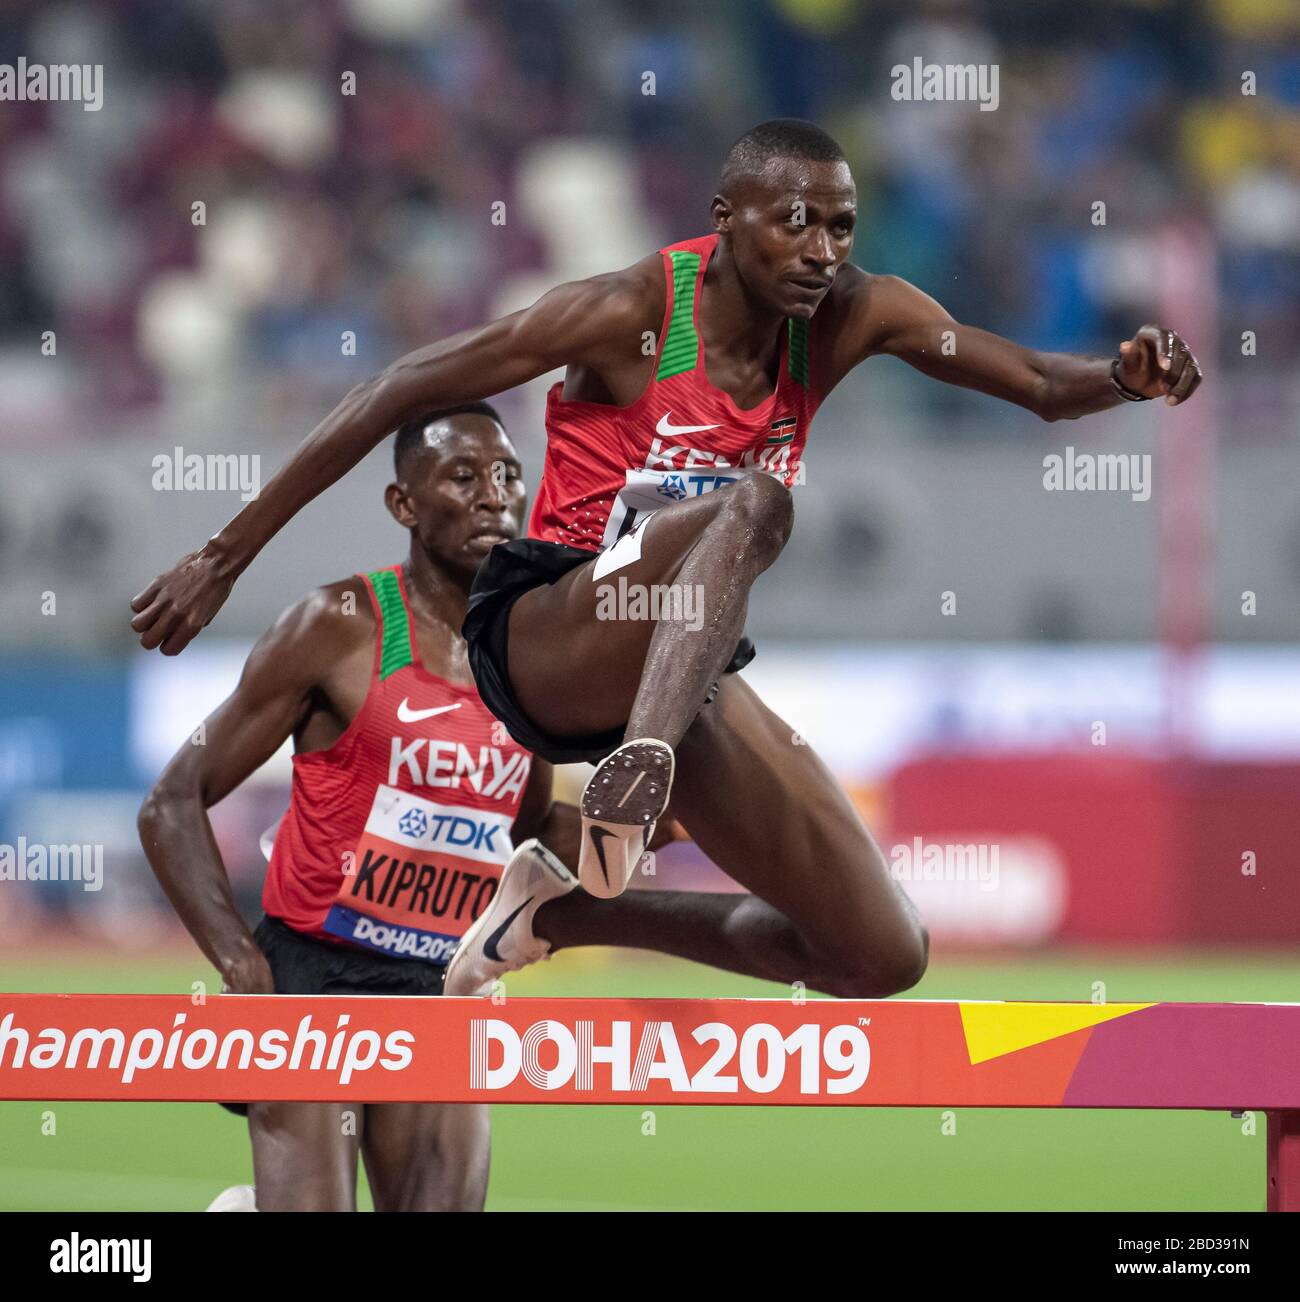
[656,413,722,438]
[483,896,534,962]
[397,699,463,723]
[587,826,614,886]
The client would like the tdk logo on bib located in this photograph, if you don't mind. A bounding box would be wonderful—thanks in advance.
[396,806,497,853]
[371,786,510,863]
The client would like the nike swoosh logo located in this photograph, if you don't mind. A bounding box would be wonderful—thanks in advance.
[656,413,722,438]
[483,895,534,962]
[396,699,463,723]
[588,826,615,887]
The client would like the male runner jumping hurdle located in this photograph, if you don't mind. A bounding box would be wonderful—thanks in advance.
[133,120,1202,1002]
[138,403,893,1210]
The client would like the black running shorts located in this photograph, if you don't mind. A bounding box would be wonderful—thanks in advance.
[218,916,443,1117]
[462,536,755,765]
[253,915,446,997]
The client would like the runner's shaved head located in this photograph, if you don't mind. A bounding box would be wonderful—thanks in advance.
[717,119,847,200]
[393,402,505,478]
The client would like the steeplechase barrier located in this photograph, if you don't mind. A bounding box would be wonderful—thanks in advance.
[2,995,1296,1210]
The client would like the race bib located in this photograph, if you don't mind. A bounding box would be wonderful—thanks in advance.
[323,785,512,965]
[601,466,743,548]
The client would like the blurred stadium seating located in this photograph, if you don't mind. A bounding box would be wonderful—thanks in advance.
[0,0,1298,952]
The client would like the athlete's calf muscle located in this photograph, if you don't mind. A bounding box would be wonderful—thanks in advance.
[248,1101,359,1212]
[363,1102,490,1213]
[672,675,928,997]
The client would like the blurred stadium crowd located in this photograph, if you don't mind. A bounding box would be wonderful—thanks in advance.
[0,0,1296,436]
[1,0,1298,949]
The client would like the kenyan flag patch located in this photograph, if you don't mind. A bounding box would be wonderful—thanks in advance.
[767,417,796,446]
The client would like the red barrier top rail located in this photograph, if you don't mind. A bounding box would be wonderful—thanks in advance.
[2,994,1299,1109]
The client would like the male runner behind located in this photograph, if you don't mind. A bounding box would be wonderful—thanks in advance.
[138,404,552,1211]
[134,120,1202,1000]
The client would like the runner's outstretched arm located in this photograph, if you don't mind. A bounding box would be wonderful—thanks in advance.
[130,266,656,655]
[822,267,1202,420]
[137,589,363,990]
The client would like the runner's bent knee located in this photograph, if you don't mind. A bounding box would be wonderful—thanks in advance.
[713,473,793,566]
[816,910,930,998]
